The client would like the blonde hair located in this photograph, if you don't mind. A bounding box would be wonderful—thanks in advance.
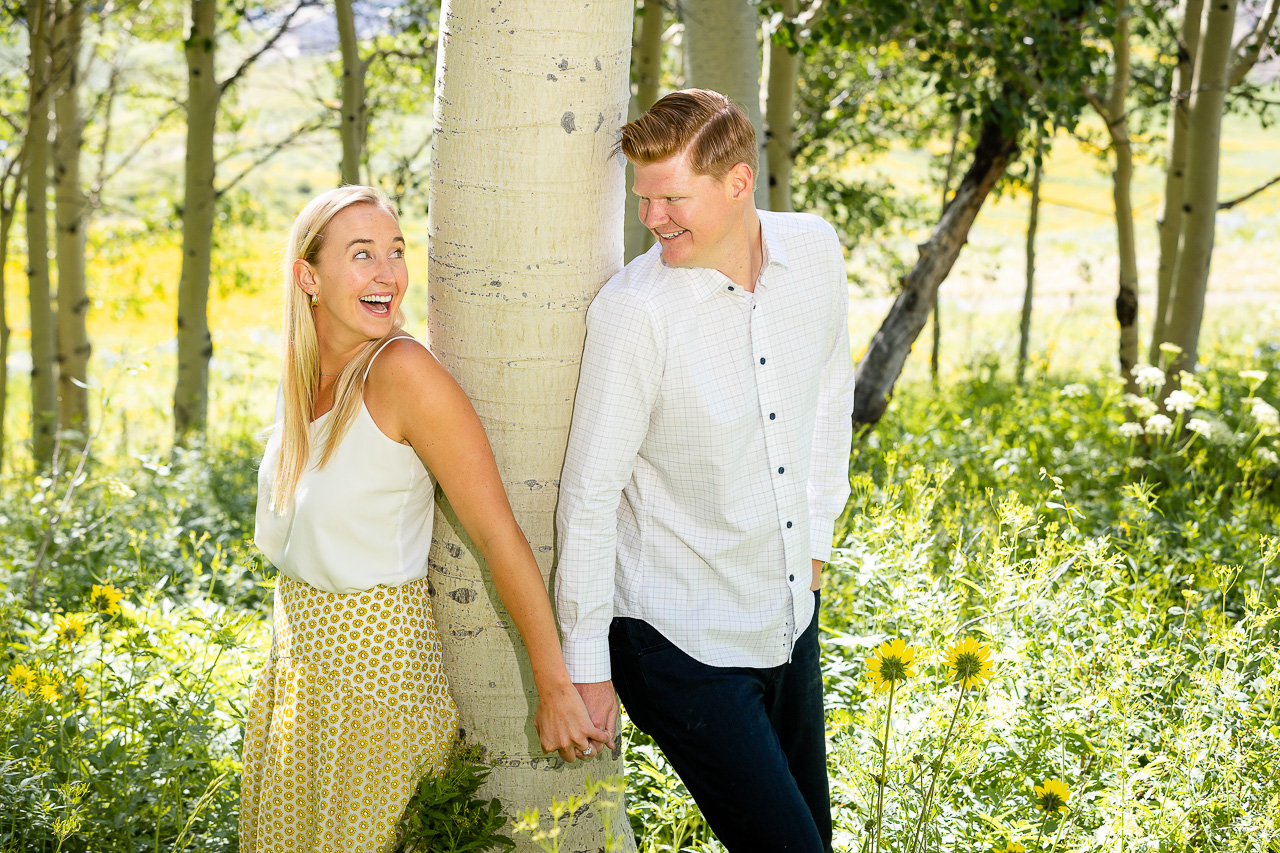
[271,185,405,514]
[618,88,758,181]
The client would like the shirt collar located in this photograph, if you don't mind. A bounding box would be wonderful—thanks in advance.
[675,213,792,303]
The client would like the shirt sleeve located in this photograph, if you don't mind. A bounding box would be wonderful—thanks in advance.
[555,280,663,683]
[807,229,855,562]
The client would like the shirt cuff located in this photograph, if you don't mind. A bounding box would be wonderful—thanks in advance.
[563,635,613,684]
[810,516,836,563]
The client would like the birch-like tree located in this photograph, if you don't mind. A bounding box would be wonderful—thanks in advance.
[26,0,58,465]
[624,0,663,261]
[335,0,367,184]
[425,0,636,848]
[174,0,320,439]
[680,0,770,208]
[0,85,28,473]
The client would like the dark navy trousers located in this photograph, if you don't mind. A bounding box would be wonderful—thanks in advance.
[610,592,832,853]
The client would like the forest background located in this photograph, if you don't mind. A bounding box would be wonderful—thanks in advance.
[0,0,1278,851]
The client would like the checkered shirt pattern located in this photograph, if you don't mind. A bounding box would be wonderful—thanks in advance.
[555,210,856,683]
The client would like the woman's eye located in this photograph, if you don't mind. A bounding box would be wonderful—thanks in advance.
[391,249,404,259]
[354,250,370,259]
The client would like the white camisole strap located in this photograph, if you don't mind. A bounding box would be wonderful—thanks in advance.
[364,335,426,381]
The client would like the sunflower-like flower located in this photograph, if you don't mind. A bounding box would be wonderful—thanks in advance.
[945,636,994,690]
[864,638,917,692]
[995,842,1025,853]
[37,671,63,704]
[1033,777,1071,814]
[89,584,124,617]
[6,663,36,694]
[55,613,88,646]
[72,676,88,703]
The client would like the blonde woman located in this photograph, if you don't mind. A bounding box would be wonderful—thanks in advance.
[241,186,610,851]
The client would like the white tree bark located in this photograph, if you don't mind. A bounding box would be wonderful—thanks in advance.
[1017,129,1042,387]
[681,0,769,208]
[53,0,90,438]
[174,0,219,439]
[426,0,636,849]
[336,0,367,185]
[1165,0,1238,376]
[1150,0,1203,363]
[764,0,798,213]
[624,0,663,262]
[25,0,57,466]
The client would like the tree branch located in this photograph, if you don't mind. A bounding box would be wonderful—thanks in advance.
[93,104,184,198]
[215,116,328,198]
[1229,0,1280,86]
[1217,173,1280,210]
[220,0,319,95]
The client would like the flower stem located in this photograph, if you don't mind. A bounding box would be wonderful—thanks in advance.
[873,682,896,853]
[1033,810,1051,851]
[906,687,966,853]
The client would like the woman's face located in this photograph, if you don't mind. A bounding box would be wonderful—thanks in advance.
[297,204,408,353]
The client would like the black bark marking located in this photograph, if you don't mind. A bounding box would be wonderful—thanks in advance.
[449,587,477,604]
[561,112,576,133]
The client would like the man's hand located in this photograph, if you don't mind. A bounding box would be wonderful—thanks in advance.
[574,680,620,759]
[811,558,824,591]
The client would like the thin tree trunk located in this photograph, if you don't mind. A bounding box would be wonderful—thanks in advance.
[681,0,770,208]
[336,0,366,185]
[1150,0,1203,363]
[0,164,23,473]
[53,0,90,440]
[26,0,57,466]
[853,113,1018,428]
[1165,0,1238,377]
[765,0,798,213]
[1017,128,1043,387]
[426,0,636,848]
[174,0,219,439]
[932,113,962,382]
[624,0,663,262]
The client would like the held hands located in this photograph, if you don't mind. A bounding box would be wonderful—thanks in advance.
[534,679,614,764]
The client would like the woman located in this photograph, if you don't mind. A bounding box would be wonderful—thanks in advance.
[241,186,609,851]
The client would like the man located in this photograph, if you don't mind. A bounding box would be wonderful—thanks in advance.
[555,89,855,851]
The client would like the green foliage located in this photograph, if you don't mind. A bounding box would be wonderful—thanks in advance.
[395,741,515,853]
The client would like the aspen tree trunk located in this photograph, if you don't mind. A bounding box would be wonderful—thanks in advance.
[426,0,636,848]
[1164,0,1237,377]
[1149,0,1203,363]
[53,0,90,439]
[0,170,21,472]
[624,0,663,262]
[336,0,367,185]
[764,0,798,213]
[26,0,58,466]
[931,113,963,382]
[174,0,220,439]
[1017,129,1043,387]
[681,0,770,208]
[853,114,1018,428]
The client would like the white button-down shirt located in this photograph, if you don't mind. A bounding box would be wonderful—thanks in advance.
[555,210,856,683]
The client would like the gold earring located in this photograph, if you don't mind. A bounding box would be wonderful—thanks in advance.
[310,292,318,307]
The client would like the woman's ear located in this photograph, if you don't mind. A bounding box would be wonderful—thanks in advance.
[293,257,317,297]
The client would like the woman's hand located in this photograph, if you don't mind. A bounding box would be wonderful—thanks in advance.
[534,679,614,764]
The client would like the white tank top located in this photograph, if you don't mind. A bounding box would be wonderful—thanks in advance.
[254,336,436,594]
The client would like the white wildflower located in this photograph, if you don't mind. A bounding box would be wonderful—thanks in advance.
[1118,422,1144,438]
[1238,369,1268,386]
[1246,397,1279,431]
[1127,457,1148,469]
[1122,394,1159,420]
[1256,447,1279,466]
[1164,390,1196,414]
[1060,383,1089,399]
[1186,418,1214,441]
[1179,371,1206,400]
[1158,342,1183,360]
[1133,364,1166,392]
[1145,414,1174,436]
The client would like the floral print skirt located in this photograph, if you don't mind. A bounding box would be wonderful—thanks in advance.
[239,575,459,852]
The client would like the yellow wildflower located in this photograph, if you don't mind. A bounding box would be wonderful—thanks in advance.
[995,842,1025,853]
[864,638,917,692]
[55,614,89,646]
[945,636,995,690]
[37,671,62,704]
[6,663,36,694]
[1033,777,1071,814]
[88,584,124,616]
[73,676,88,703]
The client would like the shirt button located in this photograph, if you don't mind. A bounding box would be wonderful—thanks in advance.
[769,413,776,420]
[728,286,735,291]
[786,521,792,528]
[789,574,795,582]
[778,467,785,474]
[759,357,766,364]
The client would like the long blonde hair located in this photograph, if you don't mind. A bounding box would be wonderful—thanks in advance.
[271,185,406,513]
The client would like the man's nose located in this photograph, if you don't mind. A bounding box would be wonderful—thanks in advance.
[642,201,666,229]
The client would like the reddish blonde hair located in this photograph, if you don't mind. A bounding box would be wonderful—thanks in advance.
[618,88,757,181]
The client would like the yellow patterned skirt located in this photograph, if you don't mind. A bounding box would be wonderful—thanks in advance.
[240,575,459,853]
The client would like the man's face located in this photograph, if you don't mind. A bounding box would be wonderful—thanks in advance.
[633,153,747,270]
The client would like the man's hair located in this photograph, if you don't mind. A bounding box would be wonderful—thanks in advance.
[618,89,757,181]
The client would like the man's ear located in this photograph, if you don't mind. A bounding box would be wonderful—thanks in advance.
[727,162,755,203]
